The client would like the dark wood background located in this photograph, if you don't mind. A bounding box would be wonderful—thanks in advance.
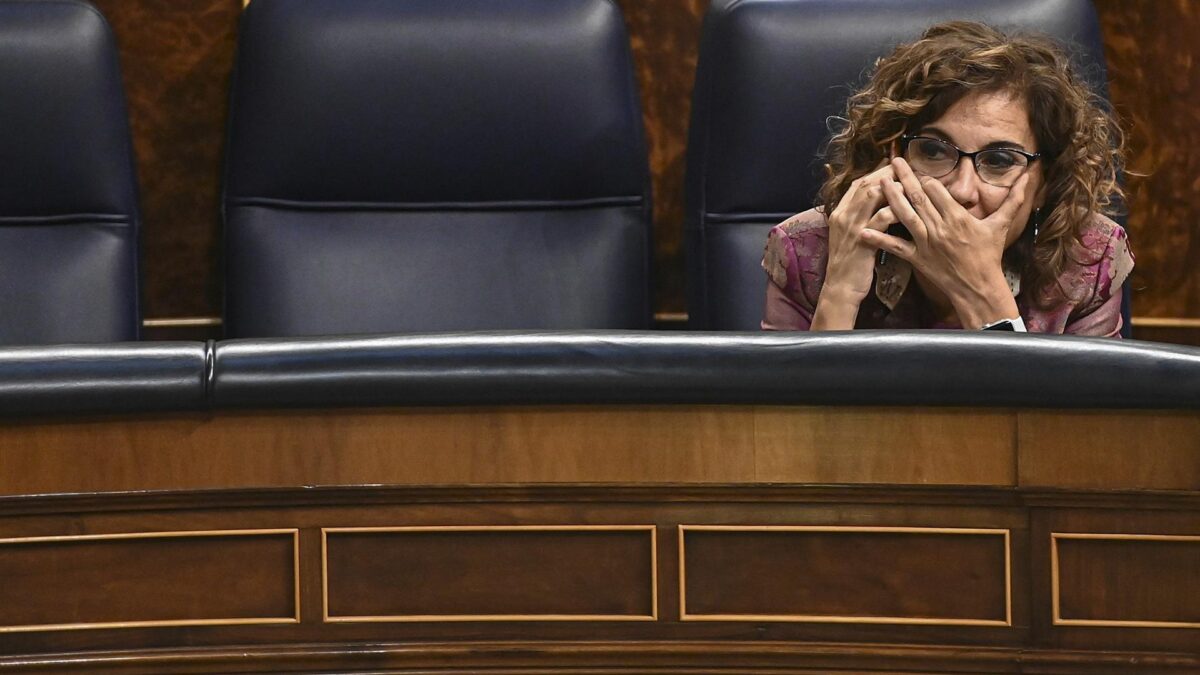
[90,0,1200,342]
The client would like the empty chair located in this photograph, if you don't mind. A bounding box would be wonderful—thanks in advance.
[0,0,141,344]
[684,0,1126,333]
[222,0,653,337]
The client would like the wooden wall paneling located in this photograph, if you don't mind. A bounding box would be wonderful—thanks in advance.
[613,0,708,315]
[678,525,1011,626]
[1029,508,1200,655]
[4,407,1200,497]
[0,407,757,495]
[3,640,1197,674]
[1094,0,1200,334]
[1052,533,1200,628]
[752,407,1016,485]
[2,487,1197,671]
[91,0,239,323]
[0,406,1031,497]
[0,529,298,633]
[1017,411,1200,491]
[322,526,657,622]
[0,488,1036,657]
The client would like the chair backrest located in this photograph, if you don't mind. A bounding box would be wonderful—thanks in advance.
[684,0,1124,332]
[0,0,141,344]
[223,0,652,338]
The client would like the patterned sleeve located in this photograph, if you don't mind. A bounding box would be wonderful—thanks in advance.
[1064,223,1135,338]
[760,213,827,331]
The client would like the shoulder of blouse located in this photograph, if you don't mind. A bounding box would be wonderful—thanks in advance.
[1059,213,1135,313]
[762,208,830,302]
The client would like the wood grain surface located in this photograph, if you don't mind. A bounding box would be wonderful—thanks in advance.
[1093,0,1200,323]
[323,527,656,621]
[0,485,1193,671]
[1031,508,1200,654]
[1018,410,1200,491]
[0,530,297,632]
[1053,534,1200,627]
[91,0,237,320]
[680,526,1010,624]
[0,406,1195,496]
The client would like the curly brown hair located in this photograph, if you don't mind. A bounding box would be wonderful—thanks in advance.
[818,20,1125,306]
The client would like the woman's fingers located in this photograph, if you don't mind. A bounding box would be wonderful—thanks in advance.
[879,177,928,242]
[985,173,1031,227]
[866,205,896,231]
[917,175,962,218]
[861,229,917,261]
[890,158,942,226]
[840,164,895,220]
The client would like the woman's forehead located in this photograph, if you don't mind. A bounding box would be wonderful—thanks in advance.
[923,90,1035,149]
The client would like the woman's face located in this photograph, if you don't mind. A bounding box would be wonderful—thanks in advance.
[910,89,1045,247]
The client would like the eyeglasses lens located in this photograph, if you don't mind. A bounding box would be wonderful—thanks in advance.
[904,137,1029,187]
[975,150,1028,187]
[907,138,957,177]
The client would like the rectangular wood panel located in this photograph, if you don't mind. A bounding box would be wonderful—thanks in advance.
[0,529,299,632]
[323,526,657,621]
[1052,533,1200,628]
[680,526,1011,625]
[1019,411,1200,490]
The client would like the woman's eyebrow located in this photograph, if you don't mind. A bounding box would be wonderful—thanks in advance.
[919,125,1032,152]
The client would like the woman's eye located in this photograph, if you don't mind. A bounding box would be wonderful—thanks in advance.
[980,151,1020,169]
[917,140,951,159]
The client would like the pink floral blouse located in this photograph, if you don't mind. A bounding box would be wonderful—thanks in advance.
[761,208,1135,337]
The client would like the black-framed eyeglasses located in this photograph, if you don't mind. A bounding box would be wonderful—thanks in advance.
[901,135,1040,188]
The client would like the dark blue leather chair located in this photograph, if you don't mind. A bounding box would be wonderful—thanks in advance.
[0,0,141,344]
[223,0,652,338]
[684,0,1128,334]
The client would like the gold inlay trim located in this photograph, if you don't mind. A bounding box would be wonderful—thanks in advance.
[322,525,657,623]
[653,311,688,324]
[0,529,301,633]
[1131,316,1200,329]
[679,525,1012,626]
[141,316,222,328]
[138,313,1195,329]
[1051,532,1200,629]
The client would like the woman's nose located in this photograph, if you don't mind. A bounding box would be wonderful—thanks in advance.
[943,159,982,210]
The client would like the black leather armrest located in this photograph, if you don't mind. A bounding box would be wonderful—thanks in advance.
[211,331,1200,410]
[0,342,209,417]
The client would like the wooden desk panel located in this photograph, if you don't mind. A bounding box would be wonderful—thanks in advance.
[1018,410,1200,490]
[0,406,1196,673]
[3,406,1196,496]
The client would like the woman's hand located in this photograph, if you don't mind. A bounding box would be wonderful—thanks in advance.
[812,162,898,330]
[862,158,1031,329]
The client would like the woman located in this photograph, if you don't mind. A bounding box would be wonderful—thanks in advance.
[761,21,1133,335]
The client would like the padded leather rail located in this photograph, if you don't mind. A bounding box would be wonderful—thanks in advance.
[0,342,208,416]
[211,332,1200,410]
[4,333,1194,416]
